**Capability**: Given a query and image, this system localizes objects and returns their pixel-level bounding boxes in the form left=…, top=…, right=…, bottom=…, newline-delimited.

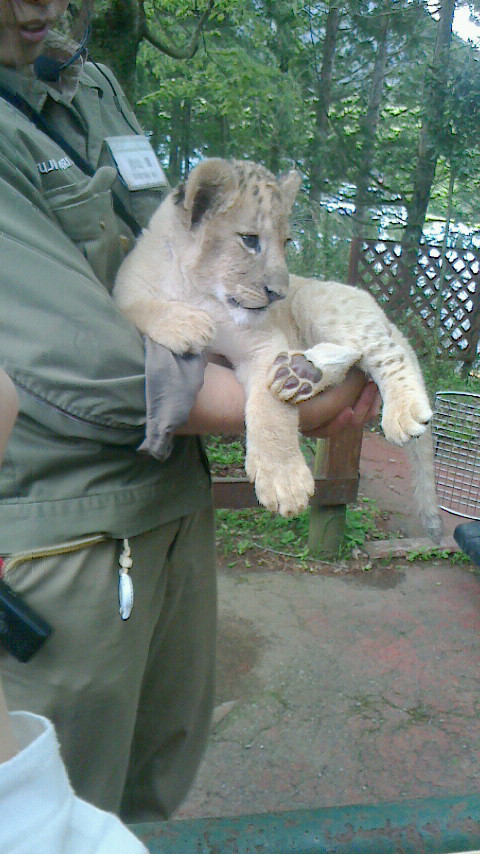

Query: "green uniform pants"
left=0, top=506, right=216, bottom=821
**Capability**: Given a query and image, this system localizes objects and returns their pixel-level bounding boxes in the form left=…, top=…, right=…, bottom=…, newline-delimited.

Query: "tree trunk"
left=217, top=114, right=229, bottom=157
left=309, top=1, right=341, bottom=202
left=168, top=98, right=182, bottom=184
left=402, top=0, right=456, bottom=254
left=264, top=0, right=293, bottom=173
left=90, top=1, right=214, bottom=108
left=430, top=165, right=455, bottom=376
left=182, top=99, right=192, bottom=177
left=352, top=13, right=390, bottom=239
left=90, top=0, right=143, bottom=104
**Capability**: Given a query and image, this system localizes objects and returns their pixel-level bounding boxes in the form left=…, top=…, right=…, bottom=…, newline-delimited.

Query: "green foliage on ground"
left=207, top=435, right=245, bottom=469
left=214, top=497, right=385, bottom=566
left=405, top=546, right=472, bottom=563
left=208, top=431, right=387, bottom=564
left=215, top=506, right=311, bottom=562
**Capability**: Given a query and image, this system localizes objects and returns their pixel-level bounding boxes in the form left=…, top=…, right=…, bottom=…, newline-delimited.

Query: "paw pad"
left=270, top=352, right=323, bottom=403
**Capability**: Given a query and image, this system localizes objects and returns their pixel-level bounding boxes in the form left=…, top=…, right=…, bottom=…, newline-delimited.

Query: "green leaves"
left=94, top=1, right=480, bottom=249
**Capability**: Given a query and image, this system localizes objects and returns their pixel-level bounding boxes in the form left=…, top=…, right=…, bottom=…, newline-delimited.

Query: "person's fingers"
left=301, top=381, right=381, bottom=439
left=302, top=407, right=355, bottom=439
left=350, top=381, right=380, bottom=427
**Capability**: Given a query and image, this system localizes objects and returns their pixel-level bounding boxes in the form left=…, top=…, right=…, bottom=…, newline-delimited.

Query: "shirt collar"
left=0, top=30, right=85, bottom=110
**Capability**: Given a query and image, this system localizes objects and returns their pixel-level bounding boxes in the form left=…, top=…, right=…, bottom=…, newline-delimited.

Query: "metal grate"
left=432, top=391, right=480, bottom=520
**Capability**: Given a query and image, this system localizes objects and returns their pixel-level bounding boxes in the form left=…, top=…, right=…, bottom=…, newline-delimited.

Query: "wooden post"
left=347, top=236, right=361, bottom=285
left=308, top=425, right=363, bottom=558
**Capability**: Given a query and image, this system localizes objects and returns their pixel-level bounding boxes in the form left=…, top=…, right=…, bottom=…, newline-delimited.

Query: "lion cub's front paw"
left=382, top=394, right=432, bottom=445
left=268, top=352, right=325, bottom=403
left=268, top=344, right=361, bottom=403
left=245, top=450, right=315, bottom=517
left=149, top=304, right=216, bottom=355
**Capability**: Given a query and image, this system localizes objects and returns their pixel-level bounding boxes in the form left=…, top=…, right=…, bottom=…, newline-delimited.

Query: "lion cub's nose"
left=265, top=286, right=285, bottom=305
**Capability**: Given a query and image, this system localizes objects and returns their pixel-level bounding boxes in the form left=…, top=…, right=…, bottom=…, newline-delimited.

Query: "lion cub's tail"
left=405, top=426, right=443, bottom=544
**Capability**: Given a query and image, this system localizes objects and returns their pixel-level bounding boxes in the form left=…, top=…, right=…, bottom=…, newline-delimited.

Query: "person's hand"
left=178, top=362, right=380, bottom=439
left=298, top=373, right=381, bottom=439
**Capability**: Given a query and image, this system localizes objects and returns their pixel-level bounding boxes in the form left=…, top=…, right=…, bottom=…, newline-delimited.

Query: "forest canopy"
left=89, top=1, right=480, bottom=279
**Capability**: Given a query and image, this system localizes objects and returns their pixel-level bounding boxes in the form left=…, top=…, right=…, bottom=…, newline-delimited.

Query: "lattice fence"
left=348, top=237, right=480, bottom=363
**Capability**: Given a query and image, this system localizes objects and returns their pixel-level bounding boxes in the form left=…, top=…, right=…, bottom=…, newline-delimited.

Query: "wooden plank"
left=211, top=475, right=359, bottom=509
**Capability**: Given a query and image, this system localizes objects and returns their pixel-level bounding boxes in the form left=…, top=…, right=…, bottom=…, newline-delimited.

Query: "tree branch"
left=143, top=0, right=214, bottom=60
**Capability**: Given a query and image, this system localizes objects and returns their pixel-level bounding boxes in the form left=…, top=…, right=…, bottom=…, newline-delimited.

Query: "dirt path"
left=178, top=554, right=480, bottom=819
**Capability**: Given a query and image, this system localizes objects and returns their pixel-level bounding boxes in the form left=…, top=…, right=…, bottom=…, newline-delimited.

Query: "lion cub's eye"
left=240, top=234, right=260, bottom=252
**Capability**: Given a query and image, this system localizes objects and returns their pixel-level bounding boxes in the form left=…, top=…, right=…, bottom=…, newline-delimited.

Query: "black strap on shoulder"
left=0, top=84, right=142, bottom=238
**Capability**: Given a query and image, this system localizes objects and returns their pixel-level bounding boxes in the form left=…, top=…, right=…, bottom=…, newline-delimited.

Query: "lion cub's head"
left=173, top=158, right=301, bottom=325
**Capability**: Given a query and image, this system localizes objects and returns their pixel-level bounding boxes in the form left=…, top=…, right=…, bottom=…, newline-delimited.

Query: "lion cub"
left=114, top=158, right=442, bottom=542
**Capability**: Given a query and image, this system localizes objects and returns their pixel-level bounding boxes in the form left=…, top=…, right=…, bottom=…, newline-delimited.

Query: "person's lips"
left=19, top=22, right=50, bottom=44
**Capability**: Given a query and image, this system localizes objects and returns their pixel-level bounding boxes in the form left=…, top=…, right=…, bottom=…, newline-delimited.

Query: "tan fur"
left=114, top=158, right=442, bottom=541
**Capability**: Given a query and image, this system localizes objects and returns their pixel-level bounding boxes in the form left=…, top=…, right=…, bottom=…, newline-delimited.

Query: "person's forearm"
left=0, top=680, right=18, bottom=763
left=176, top=362, right=246, bottom=435
left=0, top=371, right=18, bottom=762
left=177, top=362, right=368, bottom=436
left=0, top=369, right=18, bottom=459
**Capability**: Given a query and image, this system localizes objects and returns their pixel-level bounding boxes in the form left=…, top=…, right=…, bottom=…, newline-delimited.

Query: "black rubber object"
left=454, top=521, right=480, bottom=566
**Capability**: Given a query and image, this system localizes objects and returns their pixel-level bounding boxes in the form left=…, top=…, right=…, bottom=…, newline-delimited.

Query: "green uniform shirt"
left=0, top=46, right=211, bottom=552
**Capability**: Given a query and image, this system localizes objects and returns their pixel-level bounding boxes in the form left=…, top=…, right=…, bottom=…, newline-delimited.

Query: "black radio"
left=0, top=579, right=53, bottom=662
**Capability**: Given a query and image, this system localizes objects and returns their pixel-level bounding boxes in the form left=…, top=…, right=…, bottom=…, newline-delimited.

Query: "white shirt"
left=0, top=712, right=147, bottom=854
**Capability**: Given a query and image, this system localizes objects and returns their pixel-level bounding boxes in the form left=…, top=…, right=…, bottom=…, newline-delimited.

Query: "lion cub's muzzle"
left=229, top=268, right=289, bottom=311
left=228, top=285, right=286, bottom=311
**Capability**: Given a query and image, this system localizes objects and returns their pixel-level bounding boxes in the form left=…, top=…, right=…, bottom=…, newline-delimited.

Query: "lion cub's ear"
left=181, top=159, right=239, bottom=228
left=278, top=170, right=302, bottom=211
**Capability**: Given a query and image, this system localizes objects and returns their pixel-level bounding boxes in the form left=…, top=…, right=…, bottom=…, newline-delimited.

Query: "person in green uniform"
left=0, top=0, right=378, bottom=822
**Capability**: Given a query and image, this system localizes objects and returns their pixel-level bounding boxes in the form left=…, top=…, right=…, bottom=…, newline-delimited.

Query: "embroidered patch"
left=37, top=156, right=73, bottom=174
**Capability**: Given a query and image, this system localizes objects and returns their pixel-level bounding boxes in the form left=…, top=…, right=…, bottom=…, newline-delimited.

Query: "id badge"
left=105, top=135, right=168, bottom=191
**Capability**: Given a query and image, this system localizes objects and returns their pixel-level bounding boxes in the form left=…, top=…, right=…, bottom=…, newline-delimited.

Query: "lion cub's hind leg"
left=123, top=298, right=216, bottom=355
left=269, top=343, right=361, bottom=404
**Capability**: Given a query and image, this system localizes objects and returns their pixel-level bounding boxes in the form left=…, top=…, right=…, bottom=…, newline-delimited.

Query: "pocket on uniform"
left=43, top=166, right=123, bottom=288
left=2, top=534, right=107, bottom=594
